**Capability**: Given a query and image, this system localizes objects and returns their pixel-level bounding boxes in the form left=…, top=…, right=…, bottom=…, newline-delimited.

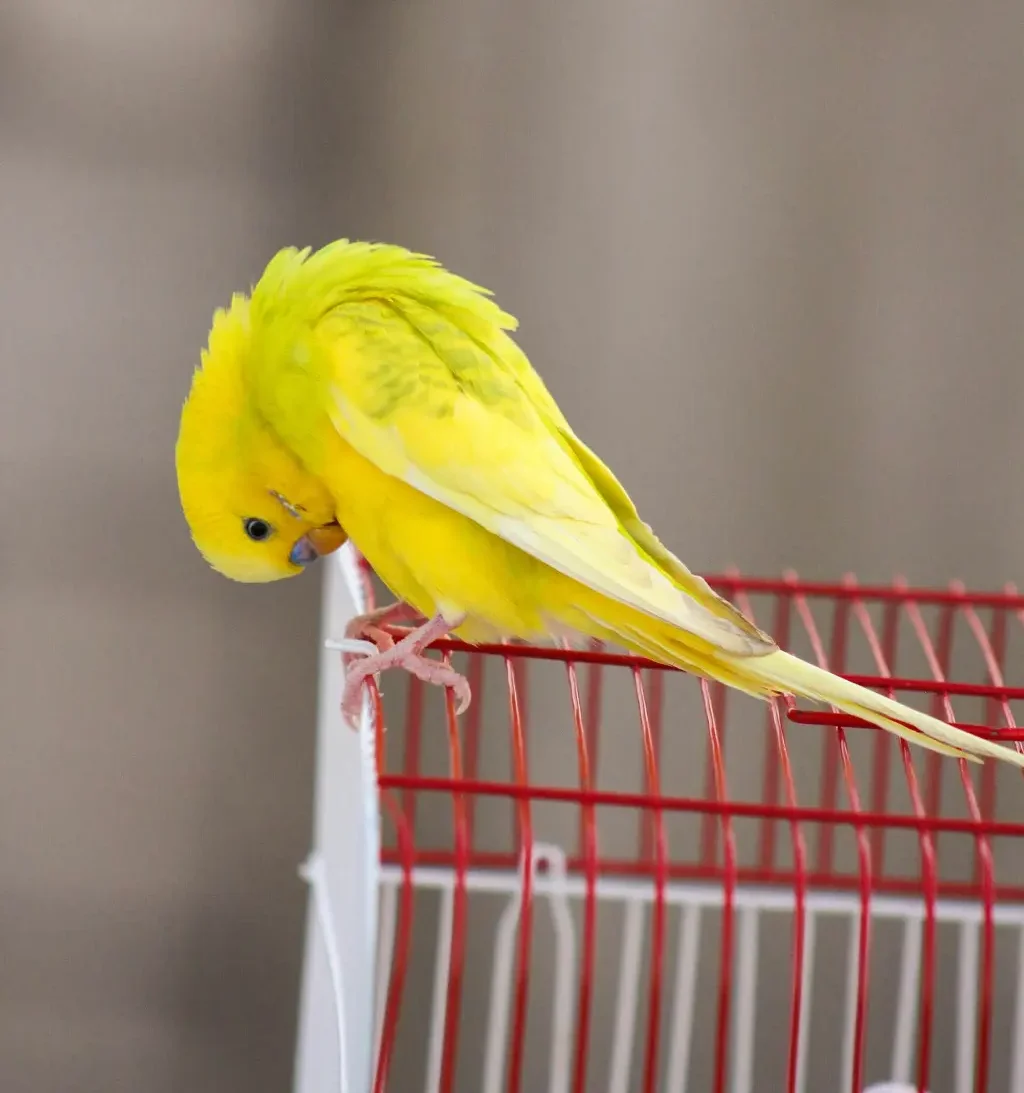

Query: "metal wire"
left=358, top=562, right=1024, bottom=1092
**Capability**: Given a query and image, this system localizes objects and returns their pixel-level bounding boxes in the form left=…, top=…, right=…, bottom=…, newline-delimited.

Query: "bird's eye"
left=243, top=517, right=273, bottom=542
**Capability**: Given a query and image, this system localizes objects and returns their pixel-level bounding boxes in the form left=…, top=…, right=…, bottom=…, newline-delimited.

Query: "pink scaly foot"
left=342, top=611, right=471, bottom=728
left=342, top=601, right=421, bottom=673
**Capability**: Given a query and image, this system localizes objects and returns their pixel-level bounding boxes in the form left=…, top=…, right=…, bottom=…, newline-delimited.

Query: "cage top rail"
left=702, top=572, right=1024, bottom=609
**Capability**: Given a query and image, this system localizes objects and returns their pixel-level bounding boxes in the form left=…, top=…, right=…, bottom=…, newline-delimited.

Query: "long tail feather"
left=735, top=649, right=1023, bottom=766
left=561, top=587, right=1024, bottom=768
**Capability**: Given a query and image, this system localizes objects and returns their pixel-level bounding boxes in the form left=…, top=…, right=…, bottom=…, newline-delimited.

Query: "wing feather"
left=319, top=293, right=771, bottom=656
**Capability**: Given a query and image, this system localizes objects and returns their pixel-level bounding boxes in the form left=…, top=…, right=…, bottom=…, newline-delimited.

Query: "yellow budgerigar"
left=175, top=240, right=1024, bottom=767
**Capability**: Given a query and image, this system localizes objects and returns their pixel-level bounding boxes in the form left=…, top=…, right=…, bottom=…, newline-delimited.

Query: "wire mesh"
left=354, top=565, right=1024, bottom=1093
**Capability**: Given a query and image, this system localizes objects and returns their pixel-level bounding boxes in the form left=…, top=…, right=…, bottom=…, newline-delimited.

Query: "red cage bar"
left=356, top=567, right=1024, bottom=1093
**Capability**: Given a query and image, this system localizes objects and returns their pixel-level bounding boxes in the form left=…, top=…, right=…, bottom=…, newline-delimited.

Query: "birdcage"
left=292, top=547, right=1024, bottom=1093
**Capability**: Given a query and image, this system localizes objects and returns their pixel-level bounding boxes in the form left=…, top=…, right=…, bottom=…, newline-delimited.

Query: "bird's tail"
left=560, top=590, right=1024, bottom=768
left=739, top=648, right=1023, bottom=766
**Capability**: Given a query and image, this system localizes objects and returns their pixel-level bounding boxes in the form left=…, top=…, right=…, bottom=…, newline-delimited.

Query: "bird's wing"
left=314, top=294, right=773, bottom=656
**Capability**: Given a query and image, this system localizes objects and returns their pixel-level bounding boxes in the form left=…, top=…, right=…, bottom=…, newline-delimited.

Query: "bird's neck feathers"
left=176, top=293, right=334, bottom=527
left=177, top=293, right=252, bottom=473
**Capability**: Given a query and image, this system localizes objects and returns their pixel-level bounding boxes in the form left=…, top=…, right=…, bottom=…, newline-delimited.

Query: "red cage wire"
left=354, top=564, right=1024, bottom=1093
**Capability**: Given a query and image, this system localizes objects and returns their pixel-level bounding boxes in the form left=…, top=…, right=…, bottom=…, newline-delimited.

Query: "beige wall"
left=3, top=1, right=1023, bottom=1091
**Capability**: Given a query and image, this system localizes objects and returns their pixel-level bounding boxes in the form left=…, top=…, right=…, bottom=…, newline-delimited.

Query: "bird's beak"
left=288, top=523, right=347, bottom=568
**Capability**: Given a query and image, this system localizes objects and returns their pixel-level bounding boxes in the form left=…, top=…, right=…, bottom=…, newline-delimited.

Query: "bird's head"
left=175, top=293, right=346, bottom=583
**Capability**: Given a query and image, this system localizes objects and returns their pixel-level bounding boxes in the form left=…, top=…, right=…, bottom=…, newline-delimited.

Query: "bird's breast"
left=319, top=432, right=550, bottom=642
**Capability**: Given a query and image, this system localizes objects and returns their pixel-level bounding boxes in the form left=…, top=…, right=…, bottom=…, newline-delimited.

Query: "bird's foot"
left=342, top=611, right=470, bottom=728
left=342, top=601, right=421, bottom=669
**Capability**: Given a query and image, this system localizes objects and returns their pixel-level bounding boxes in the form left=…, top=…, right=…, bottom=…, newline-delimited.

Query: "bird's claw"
left=341, top=604, right=410, bottom=673
left=340, top=611, right=470, bottom=729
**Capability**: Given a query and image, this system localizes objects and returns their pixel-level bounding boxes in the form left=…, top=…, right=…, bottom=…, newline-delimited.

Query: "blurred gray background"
left=2, top=1, right=1023, bottom=1091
